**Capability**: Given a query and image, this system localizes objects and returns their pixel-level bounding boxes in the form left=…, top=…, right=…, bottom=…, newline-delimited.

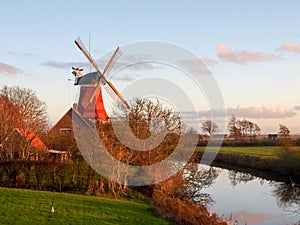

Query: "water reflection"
left=186, top=164, right=221, bottom=205
left=228, top=170, right=255, bottom=187
left=227, top=171, right=300, bottom=224
left=199, top=164, right=300, bottom=225
left=272, top=182, right=300, bottom=222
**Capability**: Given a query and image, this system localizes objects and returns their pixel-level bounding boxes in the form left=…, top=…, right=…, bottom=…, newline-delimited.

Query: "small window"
left=60, top=128, right=72, bottom=136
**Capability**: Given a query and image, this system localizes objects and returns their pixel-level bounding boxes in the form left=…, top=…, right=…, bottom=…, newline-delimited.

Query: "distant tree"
left=238, top=119, right=246, bottom=136
left=201, top=120, right=218, bottom=136
left=239, top=119, right=261, bottom=138
left=253, top=123, right=261, bottom=137
left=278, top=124, right=290, bottom=138
left=227, top=115, right=241, bottom=139
left=227, top=116, right=260, bottom=140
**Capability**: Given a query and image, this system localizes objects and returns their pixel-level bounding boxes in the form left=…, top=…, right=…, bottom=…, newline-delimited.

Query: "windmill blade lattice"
left=74, top=37, right=130, bottom=111
left=103, top=46, right=122, bottom=76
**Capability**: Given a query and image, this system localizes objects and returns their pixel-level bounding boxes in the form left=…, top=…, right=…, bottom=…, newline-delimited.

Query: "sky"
left=0, top=0, right=299, bottom=133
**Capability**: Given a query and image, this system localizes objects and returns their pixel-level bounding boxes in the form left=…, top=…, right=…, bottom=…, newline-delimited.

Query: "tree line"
left=201, top=116, right=292, bottom=140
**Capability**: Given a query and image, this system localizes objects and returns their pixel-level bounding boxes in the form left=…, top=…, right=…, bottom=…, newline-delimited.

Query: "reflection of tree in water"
left=191, top=165, right=221, bottom=205
left=273, top=181, right=300, bottom=224
left=228, top=170, right=255, bottom=187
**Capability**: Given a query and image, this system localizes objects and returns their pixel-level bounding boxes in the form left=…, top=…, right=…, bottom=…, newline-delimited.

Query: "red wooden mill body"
left=77, top=85, right=109, bottom=122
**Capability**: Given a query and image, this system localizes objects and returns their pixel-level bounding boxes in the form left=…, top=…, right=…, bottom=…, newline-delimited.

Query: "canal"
left=199, top=164, right=300, bottom=225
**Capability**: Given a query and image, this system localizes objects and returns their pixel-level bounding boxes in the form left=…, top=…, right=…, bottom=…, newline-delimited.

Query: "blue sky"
left=1, top=1, right=300, bottom=133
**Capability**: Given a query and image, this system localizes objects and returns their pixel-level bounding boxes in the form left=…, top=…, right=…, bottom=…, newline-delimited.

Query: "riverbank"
left=194, top=146, right=300, bottom=183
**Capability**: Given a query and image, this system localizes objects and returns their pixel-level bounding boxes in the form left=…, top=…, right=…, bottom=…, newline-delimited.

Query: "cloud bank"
left=182, top=105, right=296, bottom=120
left=226, top=105, right=296, bottom=119
left=294, top=106, right=300, bottom=111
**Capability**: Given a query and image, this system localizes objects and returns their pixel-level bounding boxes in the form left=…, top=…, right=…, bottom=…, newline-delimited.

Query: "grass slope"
left=0, top=188, right=170, bottom=225
left=197, top=146, right=300, bottom=159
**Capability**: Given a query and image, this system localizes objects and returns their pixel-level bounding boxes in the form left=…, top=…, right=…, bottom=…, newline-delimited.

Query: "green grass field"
left=197, top=146, right=300, bottom=159
left=0, top=188, right=170, bottom=225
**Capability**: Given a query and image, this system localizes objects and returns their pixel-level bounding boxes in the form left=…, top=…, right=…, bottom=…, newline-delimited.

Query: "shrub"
left=277, top=147, right=300, bottom=178
left=152, top=191, right=227, bottom=225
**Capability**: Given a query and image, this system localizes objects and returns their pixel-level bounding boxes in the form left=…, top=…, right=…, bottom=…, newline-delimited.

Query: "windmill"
left=73, top=37, right=130, bottom=121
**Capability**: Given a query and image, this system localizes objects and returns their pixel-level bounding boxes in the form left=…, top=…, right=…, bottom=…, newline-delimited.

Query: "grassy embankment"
left=0, top=187, right=170, bottom=225
left=197, top=146, right=300, bottom=159
left=196, top=146, right=300, bottom=181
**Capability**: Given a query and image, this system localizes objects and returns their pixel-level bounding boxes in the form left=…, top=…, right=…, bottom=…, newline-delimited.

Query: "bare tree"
left=0, top=95, right=23, bottom=145
left=201, top=120, right=218, bottom=136
left=0, top=86, right=48, bottom=137
left=278, top=124, right=290, bottom=138
left=96, top=98, right=183, bottom=196
left=239, top=119, right=261, bottom=139
left=0, top=86, right=48, bottom=160
left=253, top=123, right=261, bottom=137
left=104, top=98, right=182, bottom=166
left=227, top=116, right=260, bottom=140
left=227, top=115, right=241, bottom=139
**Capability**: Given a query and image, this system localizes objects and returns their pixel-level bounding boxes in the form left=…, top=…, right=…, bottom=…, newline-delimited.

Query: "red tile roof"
left=16, top=128, right=48, bottom=151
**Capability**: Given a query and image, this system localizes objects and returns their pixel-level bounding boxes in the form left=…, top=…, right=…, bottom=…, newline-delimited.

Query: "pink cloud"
left=201, top=57, right=219, bottom=66
left=217, top=44, right=235, bottom=61
left=0, top=62, right=21, bottom=76
left=216, top=44, right=279, bottom=64
left=279, top=42, right=300, bottom=54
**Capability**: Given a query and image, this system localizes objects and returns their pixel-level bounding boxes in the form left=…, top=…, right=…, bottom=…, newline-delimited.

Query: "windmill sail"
left=74, top=37, right=130, bottom=111
left=103, top=46, right=122, bottom=75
